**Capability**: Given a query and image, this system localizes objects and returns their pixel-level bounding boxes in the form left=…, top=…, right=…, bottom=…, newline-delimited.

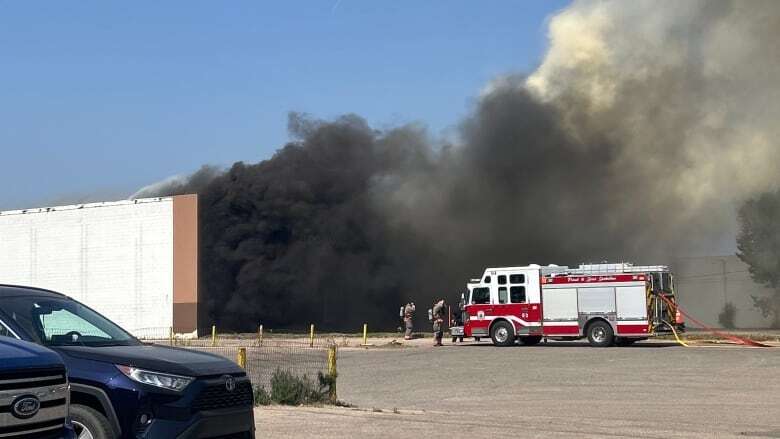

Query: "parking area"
left=256, top=340, right=780, bottom=438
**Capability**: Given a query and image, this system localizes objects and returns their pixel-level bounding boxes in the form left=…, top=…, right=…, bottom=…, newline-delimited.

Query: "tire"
left=71, top=404, right=116, bottom=439
left=586, top=320, right=614, bottom=348
left=452, top=336, right=457, bottom=343
left=459, top=337, right=464, bottom=343
left=519, top=336, right=542, bottom=346
left=490, top=321, right=515, bottom=347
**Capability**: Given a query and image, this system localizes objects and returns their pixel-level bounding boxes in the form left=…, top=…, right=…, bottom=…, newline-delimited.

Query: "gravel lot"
left=256, top=340, right=780, bottom=438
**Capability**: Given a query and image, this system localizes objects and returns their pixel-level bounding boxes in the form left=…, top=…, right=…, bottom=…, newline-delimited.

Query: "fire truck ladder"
left=646, top=287, right=678, bottom=335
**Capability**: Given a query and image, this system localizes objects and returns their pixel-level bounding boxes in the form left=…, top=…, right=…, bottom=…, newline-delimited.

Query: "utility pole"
left=721, top=257, right=728, bottom=303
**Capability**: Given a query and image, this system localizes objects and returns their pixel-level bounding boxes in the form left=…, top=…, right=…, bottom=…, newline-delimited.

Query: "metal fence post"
left=211, top=325, right=216, bottom=347
left=237, top=347, right=247, bottom=369
left=310, top=324, right=315, bottom=347
left=258, top=325, right=264, bottom=347
left=169, top=327, right=174, bottom=346
left=362, top=323, right=368, bottom=346
left=327, top=344, right=337, bottom=403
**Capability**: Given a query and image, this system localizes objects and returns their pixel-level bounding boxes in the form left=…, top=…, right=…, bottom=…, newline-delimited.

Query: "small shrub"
left=270, top=369, right=330, bottom=405
left=254, top=386, right=271, bottom=406
left=718, top=302, right=737, bottom=329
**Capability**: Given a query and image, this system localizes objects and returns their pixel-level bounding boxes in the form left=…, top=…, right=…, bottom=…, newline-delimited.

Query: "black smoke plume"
left=139, top=1, right=780, bottom=331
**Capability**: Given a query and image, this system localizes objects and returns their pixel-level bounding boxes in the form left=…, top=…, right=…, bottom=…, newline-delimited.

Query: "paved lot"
left=256, top=340, right=780, bottom=438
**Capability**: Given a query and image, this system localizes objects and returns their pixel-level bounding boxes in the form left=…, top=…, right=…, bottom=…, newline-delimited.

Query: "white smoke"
left=129, top=174, right=189, bottom=200
left=525, top=0, right=780, bottom=254
left=129, top=165, right=222, bottom=200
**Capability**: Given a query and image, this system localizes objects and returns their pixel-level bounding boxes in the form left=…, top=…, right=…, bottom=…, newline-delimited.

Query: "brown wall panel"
left=173, top=194, right=198, bottom=333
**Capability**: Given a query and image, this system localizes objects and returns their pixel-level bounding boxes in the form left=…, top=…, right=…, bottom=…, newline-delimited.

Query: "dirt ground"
left=255, top=338, right=780, bottom=438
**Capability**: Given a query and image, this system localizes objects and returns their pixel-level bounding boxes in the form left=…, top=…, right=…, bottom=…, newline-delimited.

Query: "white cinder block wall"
left=0, top=198, right=174, bottom=334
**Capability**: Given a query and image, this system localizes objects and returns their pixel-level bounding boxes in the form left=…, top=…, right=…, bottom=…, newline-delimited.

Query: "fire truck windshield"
left=471, top=287, right=490, bottom=304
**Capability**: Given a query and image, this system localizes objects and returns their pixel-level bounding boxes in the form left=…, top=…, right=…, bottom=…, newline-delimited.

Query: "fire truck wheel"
left=586, top=320, right=614, bottom=347
left=519, top=336, right=542, bottom=346
left=490, top=321, right=515, bottom=347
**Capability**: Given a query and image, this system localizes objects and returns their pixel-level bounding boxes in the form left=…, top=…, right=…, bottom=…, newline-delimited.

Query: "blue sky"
left=0, top=0, right=569, bottom=209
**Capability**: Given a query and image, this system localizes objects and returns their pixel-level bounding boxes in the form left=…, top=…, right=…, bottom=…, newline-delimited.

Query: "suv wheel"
left=71, top=405, right=115, bottom=439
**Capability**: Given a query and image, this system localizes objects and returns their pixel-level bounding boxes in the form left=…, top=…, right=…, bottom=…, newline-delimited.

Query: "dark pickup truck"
left=0, top=285, right=255, bottom=439
left=0, top=336, right=75, bottom=438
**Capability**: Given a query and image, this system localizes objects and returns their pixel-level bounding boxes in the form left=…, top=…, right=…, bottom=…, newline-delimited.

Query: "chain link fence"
left=132, top=327, right=337, bottom=396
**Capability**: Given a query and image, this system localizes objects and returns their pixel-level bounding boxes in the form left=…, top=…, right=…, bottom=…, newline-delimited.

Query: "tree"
left=736, top=190, right=780, bottom=328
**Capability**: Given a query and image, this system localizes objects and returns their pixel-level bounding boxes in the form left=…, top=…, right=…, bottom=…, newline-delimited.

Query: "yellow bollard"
left=237, top=347, right=247, bottom=369
left=310, top=324, right=315, bottom=347
left=211, top=325, right=216, bottom=347
left=362, top=323, right=368, bottom=346
left=327, top=345, right=337, bottom=403
left=258, top=325, right=264, bottom=347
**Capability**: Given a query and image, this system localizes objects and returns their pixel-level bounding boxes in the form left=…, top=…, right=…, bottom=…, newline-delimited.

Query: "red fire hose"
left=657, top=294, right=773, bottom=348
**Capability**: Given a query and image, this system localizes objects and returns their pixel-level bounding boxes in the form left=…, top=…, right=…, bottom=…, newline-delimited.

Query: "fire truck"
left=462, top=263, right=683, bottom=347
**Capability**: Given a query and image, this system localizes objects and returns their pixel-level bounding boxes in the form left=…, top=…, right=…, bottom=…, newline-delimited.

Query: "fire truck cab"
left=463, top=263, right=682, bottom=347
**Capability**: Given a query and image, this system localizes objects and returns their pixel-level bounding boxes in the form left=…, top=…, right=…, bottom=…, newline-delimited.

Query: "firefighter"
left=432, top=299, right=445, bottom=346
left=403, top=302, right=416, bottom=340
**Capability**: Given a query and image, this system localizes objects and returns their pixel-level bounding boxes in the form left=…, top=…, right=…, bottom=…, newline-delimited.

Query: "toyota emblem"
left=12, top=395, right=40, bottom=419
left=225, top=375, right=236, bottom=392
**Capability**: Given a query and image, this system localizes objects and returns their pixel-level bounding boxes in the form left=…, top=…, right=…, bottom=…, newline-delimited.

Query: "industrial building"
left=675, top=255, right=775, bottom=328
left=0, top=195, right=198, bottom=336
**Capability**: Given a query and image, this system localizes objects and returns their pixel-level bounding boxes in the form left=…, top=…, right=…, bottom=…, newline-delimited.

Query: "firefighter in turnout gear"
left=403, top=302, right=416, bottom=340
left=432, top=299, right=445, bottom=346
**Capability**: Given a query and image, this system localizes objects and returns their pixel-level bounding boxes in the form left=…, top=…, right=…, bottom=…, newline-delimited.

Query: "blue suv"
left=0, top=337, right=76, bottom=439
left=0, top=285, right=255, bottom=439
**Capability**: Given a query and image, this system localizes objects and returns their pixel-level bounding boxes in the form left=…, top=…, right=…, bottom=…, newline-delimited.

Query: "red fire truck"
left=462, top=263, right=683, bottom=347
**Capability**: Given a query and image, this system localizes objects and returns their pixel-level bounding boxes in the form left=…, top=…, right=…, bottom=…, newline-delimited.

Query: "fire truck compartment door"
left=615, top=286, right=647, bottom=320
left=577, top=287, right=616, bottom=314
left=542, top=288, right=578, bottom=321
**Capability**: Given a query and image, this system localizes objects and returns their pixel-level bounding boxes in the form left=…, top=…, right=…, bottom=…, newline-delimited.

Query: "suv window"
left=0, top=320, right=15, bottom=338
left=498, top=275, right=506, bottom=285
left=471, top=287, right=490, bottom=304
left=1, top=296, right=138, bottom=347
left=40, top=309, right=111, bottom=341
